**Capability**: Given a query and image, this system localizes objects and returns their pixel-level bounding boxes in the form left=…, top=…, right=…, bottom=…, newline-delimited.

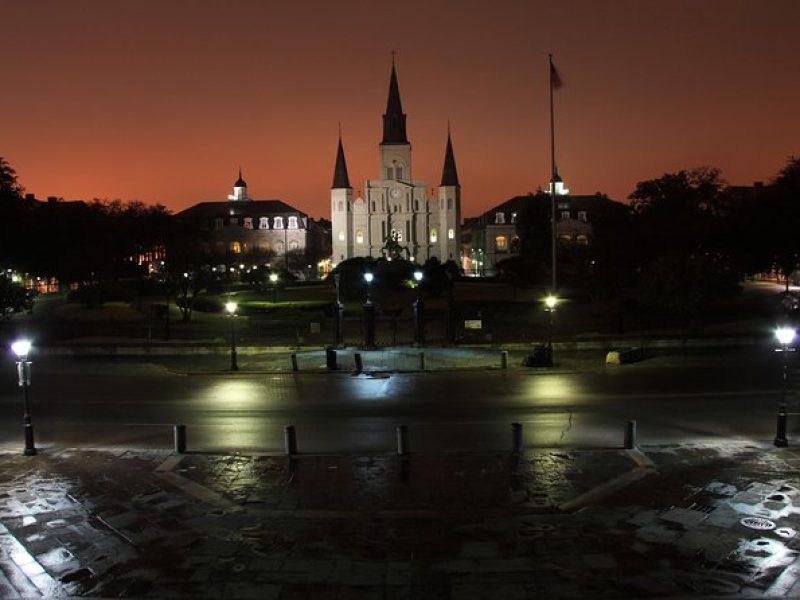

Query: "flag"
left=550, top=58, right=563, bottom=90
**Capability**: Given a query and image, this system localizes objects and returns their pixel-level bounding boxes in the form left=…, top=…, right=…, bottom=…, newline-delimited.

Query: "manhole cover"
left=740, top=517, right=776, bottom=530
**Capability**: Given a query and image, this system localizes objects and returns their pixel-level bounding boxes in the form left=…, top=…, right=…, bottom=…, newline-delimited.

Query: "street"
left=0, top=348, right=793, bottom=453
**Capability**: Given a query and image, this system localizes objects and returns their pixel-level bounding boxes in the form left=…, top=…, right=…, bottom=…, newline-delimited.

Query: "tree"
left=0, top=156, right=23, bottom=199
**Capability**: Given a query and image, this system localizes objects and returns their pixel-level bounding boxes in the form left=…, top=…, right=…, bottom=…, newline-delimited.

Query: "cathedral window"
left=243, top=217, right=253, bottom=229
left=395, top=166, right=403, bottom=180
left=288, top=216, right=298, bottom=229
left=338, top=201, right=343, bottom=212
left=214, top=218, right=223, bottom=230
left=274, top=216, right=284, bottom=229
left=338, top=230, right=345, bottom=242
left=356, top=230, right=364, bottom=244
left=259, top=217, right=269, bottom=229
left=430, top=228, right=438, bottom=243
left=382, top=221, right=386, bottom=239
left=447, top=198, right=453, bottom=209
left=495, top=235, right=507, bottom=251
left=448, top=228, right=455, bottom=240
left=386, top=167, right=394, bottom=179
left=415, top=200, right=419, bottom=211
left=405, top=221, right=410, bottom=242
left=494, top=212, right=505, bottom=224
left=372, top=201, right=376, bottom=211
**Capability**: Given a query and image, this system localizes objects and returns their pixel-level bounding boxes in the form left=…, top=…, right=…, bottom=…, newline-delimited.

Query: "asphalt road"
left=0, top=350, right=795, bottom=453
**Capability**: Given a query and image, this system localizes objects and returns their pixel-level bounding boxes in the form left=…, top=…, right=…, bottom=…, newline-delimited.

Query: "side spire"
left=234, top=166, right=247, bottom=187
left=440, top=126, right=459, bottom=187
left=331, top=128, right=351, bottom=189
left=382, top=59, right=408, bottom=144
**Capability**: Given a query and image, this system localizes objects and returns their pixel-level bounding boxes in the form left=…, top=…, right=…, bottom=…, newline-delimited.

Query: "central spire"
left=382, top=59, right=408, bottom=144
left=331, top=127, right=351, bottom=189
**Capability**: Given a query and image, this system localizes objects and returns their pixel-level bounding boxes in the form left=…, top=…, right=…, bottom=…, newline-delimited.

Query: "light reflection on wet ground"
left=0, top=445, right=799, bottom=598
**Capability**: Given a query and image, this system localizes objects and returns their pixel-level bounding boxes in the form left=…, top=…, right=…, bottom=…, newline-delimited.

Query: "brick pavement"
left=0, top=444, right=798, bottom=598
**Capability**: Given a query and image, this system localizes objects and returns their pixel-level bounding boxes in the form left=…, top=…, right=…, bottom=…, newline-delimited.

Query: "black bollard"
left=775, top=405, right=789, bottom=447
left=363, top=301, right=376, bottom=348
left=511, top=422, right=523, bottom=454
left=501, top=350, right=508, bottom=369
left=291, top=353, right=299, bottom=372
left=624, top=420, right=637, bottom=449
left=174, top=424, right=186, bottom=454
left=396, top=424, right=409, bottom=455
left=326, top=347, right=338, bottom=370
left=284, top=425, right=297, bottom=455
left=354, top=352, right=363, bottom=374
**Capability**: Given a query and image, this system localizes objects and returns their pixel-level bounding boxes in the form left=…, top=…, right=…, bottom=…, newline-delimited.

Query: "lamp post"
left=775, top=326, right=795, bottom=447
left=413, top=270, right=425, bottom=346
left=226, top=301, right=238, bottom=371
left=333, top=273, right=344, bottom=348
left=269, top=272, right=279, bottom=303
left=11, top=339, right=36, bottom=456
left=544, top=294, right=558, bottom=366
left=363, top=272, right=376, bottom=348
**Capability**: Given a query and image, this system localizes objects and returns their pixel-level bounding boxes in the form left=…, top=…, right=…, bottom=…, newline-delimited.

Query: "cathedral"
left=330, top=62, right=461, bottom=265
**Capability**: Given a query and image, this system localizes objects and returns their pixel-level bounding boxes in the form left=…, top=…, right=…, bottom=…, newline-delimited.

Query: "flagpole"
left=549, top=53, right=557, bottom=295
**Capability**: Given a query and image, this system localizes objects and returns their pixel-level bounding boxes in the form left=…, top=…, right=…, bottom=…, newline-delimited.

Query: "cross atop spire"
left=382, top=58, right=408, bottom=144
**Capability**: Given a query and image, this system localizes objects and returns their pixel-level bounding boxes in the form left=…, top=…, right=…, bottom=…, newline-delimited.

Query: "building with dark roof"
left=177, top=173, right=316, bottom=270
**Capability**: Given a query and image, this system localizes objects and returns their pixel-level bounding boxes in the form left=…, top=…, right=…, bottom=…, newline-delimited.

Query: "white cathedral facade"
left=331, top=62, right=461, bottom=265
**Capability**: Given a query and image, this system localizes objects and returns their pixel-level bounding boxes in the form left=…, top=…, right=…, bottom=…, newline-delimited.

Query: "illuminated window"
left=243, top=217, right=253, bottom=229
left=289, top=240, right=299, bottom=251
left=275, top=241, right=285, bottom=254
left=577, top=234, right=589, bottom=245
left=274, top=216, right=284, bottom=229
left=448, top=228, right=455, bottom=240
left=356, top=230, right=364, bottom=244
left=495, top=212, right=505, bottom=224
left=338, top=230, right=345, bottom=242
left=495, top=235, right=507, bottom=250
left=430, top=229, right=438, bottom=243
left=288, top=216, right=298, bottom=229
left=259, top=217, right=269, bottom=229
left=230, top=241, right=242, bottom=254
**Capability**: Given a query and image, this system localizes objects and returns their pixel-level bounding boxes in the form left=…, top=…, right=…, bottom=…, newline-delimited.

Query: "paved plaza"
left=0, top=442, right=799, bottom=598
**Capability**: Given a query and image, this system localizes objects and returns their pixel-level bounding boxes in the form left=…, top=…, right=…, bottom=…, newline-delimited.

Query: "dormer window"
left=259, top=217, right=269, bottom=229
left=561, top=211, right=570, bottom=220
left=243, top=217, right=253, bottom=229
left=274, top=216, right=284, bottom=229
left=214, top=218, right=223, bottom=230
left=229, top=217, right=238, bottom=226
left=511, top=212, right=518, bottom=223
left=578, top=211, right=587, bottom=222
left=495, top=212, right=505, bottom=224
left=288, top=216, right=298, bottom=229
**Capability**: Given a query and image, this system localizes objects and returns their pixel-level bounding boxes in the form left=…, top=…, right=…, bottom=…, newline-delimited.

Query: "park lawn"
left=53, top=301, right=143, bottom=322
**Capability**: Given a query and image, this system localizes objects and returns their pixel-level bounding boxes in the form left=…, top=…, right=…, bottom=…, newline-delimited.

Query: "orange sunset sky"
left=3, top=0, right=799, bottom=219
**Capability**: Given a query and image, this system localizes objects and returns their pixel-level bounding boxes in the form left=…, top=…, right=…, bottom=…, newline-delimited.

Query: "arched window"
left=338, top=201, right=343, bottom=212
left=230, top=241, right=242, bottom=254
left=448, top=228, right=455, bottom=240
left=338, top=230, right=345, bottom=242
left=356, top=230, right=364, bottom=244
left=288, top=216, right=298, bottom=229
left=395, top=165, right=403, bottom=180
left=430, top=228, right=438, bottom=243
left=243, top=217, right=253, bottom=229
left=274, top=216, right=284, bottom=229
left=259, top=217, right=269, bottom=229
left=577, top=234, right=589, bottom=245
left=495, top=235, right=507, bottom=251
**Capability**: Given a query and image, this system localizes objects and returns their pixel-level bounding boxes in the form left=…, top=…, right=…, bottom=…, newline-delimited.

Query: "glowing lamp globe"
left=364, top=272, right=374, bottom=284
left=225, top=302, right=238, bottom=315
left=11, top=339, right=32, bottom=360
left=413, top=270, right=423, bottom=283
left=776, top=327, right=796, bottom=346
left=544, top=295, right=558, bottom=310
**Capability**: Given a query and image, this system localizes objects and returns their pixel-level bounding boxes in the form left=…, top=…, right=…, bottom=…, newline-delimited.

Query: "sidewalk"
left=1, top=443, right=799, bottom=598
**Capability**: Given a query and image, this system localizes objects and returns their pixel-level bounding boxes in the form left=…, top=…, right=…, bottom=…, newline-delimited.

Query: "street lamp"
left=269, top=272, right=279, bottom=303
left=543, top=294, right=559, bottom=366
left=226, top=301, right=238, bottom=371
left=413, top=270, right=425, bottom=346
left=775, top=326, right=795, bottom=447
left=11, top=339, right=36, bottom=456
left=363, top=272, right=376, bottom=348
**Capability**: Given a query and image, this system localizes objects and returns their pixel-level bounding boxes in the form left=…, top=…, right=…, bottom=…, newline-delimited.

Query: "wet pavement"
left=0, top=443, right=799, bottom=598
